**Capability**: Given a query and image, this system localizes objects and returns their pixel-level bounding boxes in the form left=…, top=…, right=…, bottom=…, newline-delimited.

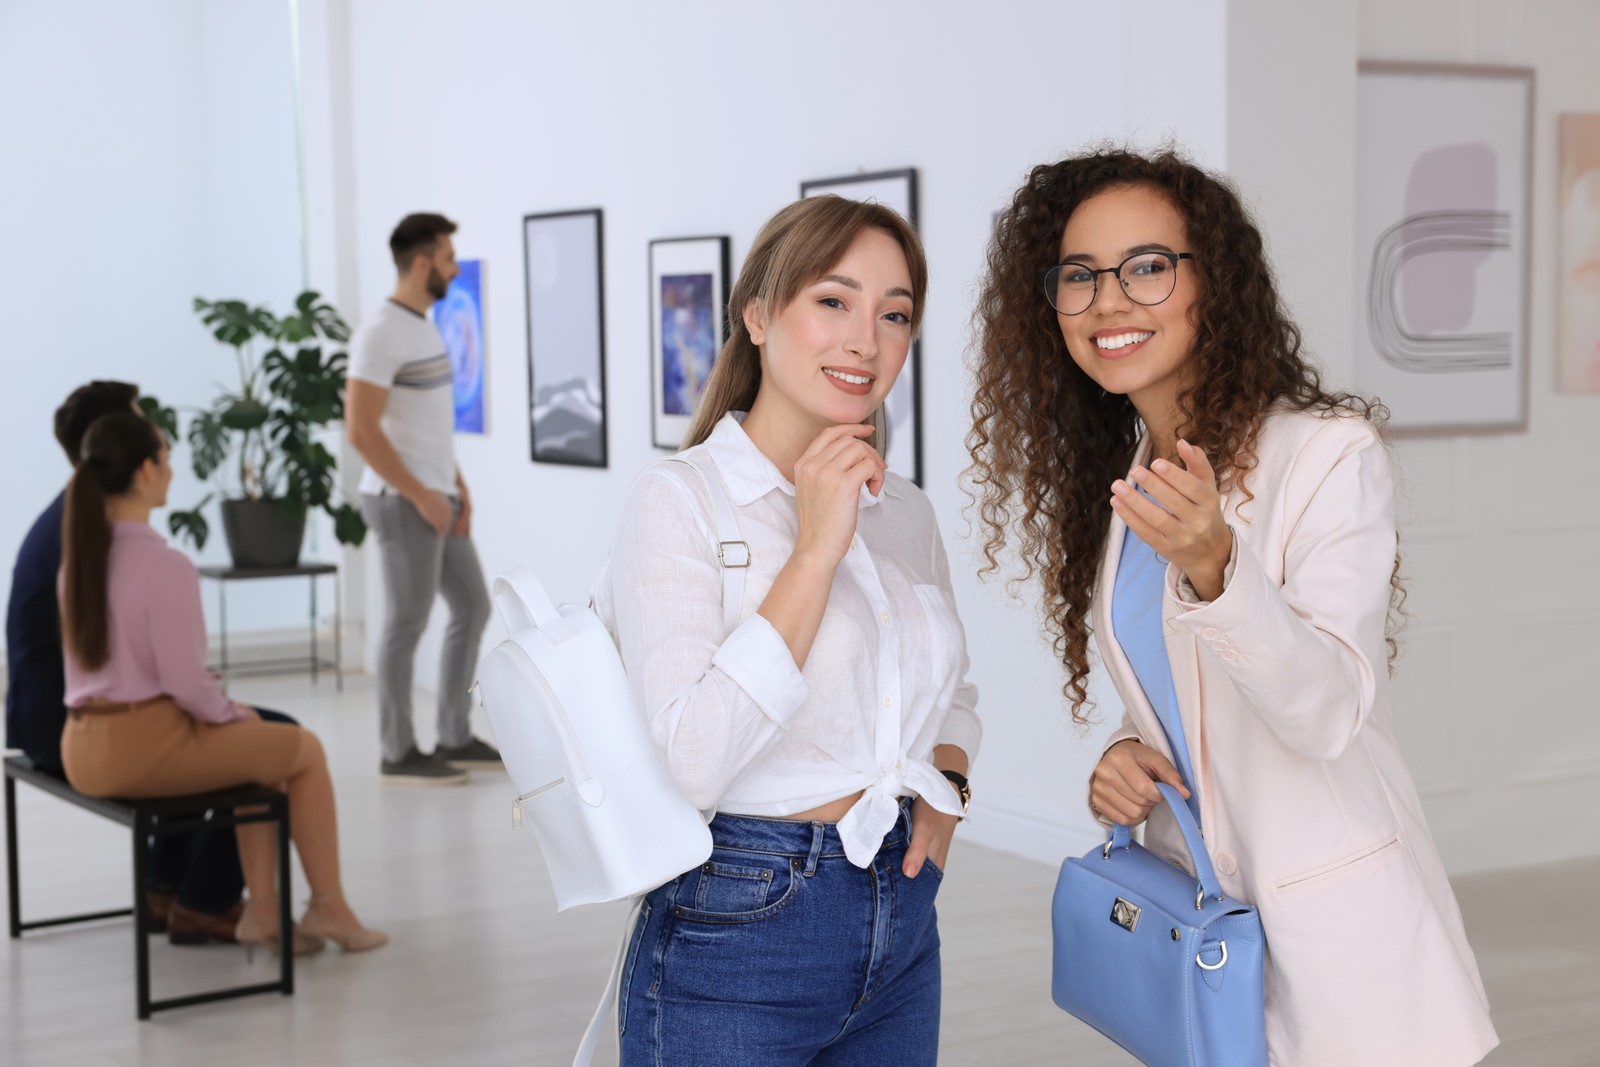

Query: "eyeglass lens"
left=1045, top=252, right=1180, bottom=315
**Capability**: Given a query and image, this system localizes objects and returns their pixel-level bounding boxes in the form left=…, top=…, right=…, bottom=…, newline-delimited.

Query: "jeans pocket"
left=673, top=854, right=797, bottom=924
left=616, top=900, right=652, bottom=1036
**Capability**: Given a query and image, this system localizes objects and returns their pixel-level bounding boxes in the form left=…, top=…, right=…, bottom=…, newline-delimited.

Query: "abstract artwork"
left=434, top=258, right=485, bottom=433
left=1559, top=113, right=1600, bottom=394
left=1353, top=63, right=1533, bottom=434
left=650, top=236, right=730, bottom=449
left=800, top=168, right=923, bottom=483
left=523, top=209, right=607, bottom=467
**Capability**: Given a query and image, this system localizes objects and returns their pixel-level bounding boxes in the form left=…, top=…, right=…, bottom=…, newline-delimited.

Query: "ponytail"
left=60, top=412, right=163, bottom=672
left=61, top=464, right=113, bottom=669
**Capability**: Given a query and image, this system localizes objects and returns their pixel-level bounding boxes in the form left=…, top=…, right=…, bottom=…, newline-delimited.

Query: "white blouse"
left=593, top=414, right=981, bottom=866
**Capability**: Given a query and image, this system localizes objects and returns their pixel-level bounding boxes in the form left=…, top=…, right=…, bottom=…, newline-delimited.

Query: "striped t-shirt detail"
left=394, top=353, right=453, bottom=390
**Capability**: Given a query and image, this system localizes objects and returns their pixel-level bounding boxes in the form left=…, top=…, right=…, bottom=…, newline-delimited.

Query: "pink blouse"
left=61, top=521, right=243, bottom=723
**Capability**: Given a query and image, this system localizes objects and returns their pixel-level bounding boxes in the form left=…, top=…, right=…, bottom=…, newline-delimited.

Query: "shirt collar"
left=702, top=413, right=899, bottom=510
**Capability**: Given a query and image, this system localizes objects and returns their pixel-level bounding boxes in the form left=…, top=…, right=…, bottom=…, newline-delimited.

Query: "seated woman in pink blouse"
left=58, top=411, right=385, bottom=957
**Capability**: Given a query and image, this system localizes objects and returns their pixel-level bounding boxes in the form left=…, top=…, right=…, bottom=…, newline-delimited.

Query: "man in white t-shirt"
left=346, top=213, right=498, bottom=785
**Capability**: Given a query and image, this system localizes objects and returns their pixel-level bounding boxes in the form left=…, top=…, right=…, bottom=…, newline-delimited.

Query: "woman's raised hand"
left=1110, top=439, right=1233, bottom=602
left=792, top=424, right=886, bottom=567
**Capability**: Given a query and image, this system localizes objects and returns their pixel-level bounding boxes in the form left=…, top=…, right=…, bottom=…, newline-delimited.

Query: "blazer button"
left=1219, top=649, right=1241, bottom=662
left=1201, top=627, right=1223, bottom=641
left=1216, top=852, right=1238, bottom=876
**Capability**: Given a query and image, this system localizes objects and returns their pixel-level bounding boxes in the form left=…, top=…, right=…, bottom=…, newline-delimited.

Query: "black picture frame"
left=522, top=208, right=607, bottom=467
left=799, top=168, right=922, bottom=485
left=649, top=235, right=732, bottom=450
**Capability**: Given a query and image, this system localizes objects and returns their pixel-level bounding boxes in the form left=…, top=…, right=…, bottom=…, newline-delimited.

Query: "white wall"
left=1352, top=0, right=1600, bottom=872
left=1223, top=0, right=1600, bottom=873
left=0, top=0, right=314, bottom=641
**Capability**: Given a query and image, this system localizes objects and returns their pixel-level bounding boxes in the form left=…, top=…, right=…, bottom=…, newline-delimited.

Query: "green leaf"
left=187, top=411, right=229, bottom=480
left=167, top=496, right=212, bottom=550
left=195, top=298, right=277, bottom=348
left=265, top=344, right=346, bottom=426
left=330, top=502, right=367, bottom=546
left=292, top=290, right=352, bottom=343
left=136, top=396, right=180, bottom=444
left=278, top=314, right=314, bottom=344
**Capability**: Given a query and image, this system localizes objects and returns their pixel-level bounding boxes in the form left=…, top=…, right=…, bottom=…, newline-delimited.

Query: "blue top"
left=1110, top=524, right=1201, bottom=825
left=5, top=492, right=67, bottom=773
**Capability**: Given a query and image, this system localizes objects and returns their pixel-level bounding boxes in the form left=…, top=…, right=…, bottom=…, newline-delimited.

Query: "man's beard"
left=426, top=267, right=449, bottom=301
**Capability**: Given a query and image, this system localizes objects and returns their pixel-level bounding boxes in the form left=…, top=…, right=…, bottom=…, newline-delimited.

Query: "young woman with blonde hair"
left=594, top=195, right=981, bottom=1064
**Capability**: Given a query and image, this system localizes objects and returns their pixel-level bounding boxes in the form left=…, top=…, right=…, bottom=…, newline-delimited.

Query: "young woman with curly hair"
left=968, top=146, right=1496, bottom=1065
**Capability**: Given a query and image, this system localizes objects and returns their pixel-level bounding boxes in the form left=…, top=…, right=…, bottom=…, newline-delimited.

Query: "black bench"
left=4, top=754, right=294, bottom=1018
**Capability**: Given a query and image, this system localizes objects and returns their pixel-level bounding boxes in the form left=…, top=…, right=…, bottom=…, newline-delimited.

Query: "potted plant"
left=167, top=290, right=367, bottom=567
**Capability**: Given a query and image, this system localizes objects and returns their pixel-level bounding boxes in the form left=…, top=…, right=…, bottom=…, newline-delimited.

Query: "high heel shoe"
left=299, top=895, right=389, bottom=953
left=234, top=907, right=328, bottom=961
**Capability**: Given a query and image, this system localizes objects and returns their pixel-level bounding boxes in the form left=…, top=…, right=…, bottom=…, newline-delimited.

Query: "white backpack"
left=472, top=455, right=747, bottom=1064
left=473, top=567, right=713, bottom=909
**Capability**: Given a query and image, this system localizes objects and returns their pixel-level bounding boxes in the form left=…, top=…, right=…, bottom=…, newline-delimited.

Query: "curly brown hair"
left=966, top=144, right=1393, bottom=722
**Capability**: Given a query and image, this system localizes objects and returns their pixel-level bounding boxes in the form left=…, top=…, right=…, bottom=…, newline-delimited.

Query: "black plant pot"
left=220, top=498, right=306, bottom=569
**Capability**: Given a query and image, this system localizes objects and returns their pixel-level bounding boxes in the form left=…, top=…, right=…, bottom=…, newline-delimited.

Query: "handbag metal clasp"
left=1110, top=897, right=1141, bottom=933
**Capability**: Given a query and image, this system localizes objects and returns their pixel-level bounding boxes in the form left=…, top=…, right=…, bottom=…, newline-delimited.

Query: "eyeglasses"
left=1041, top=251, right=1195, bottom=316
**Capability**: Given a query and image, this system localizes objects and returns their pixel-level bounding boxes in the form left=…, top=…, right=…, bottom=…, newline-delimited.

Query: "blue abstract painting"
left=660, top=272, right=716, bottom=416
left=435, top=259, right=486, bottom=433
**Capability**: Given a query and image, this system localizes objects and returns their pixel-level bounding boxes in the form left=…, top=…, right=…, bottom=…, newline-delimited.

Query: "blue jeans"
left=619, top=799, right=942, bottom=1066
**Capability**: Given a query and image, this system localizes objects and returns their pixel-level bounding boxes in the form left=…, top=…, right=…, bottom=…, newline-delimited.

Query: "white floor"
left=2, top=674, right=1596, bottom=1066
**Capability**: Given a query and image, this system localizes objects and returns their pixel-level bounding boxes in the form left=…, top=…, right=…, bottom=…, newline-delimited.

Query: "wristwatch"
left=941, top=769, right=972, bottom=817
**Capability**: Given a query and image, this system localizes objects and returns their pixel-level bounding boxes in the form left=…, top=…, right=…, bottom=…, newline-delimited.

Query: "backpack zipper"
left=498, top=640, right=594, bottom=786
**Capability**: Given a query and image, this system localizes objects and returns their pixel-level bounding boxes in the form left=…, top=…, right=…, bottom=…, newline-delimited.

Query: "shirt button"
left=1219, top=649, right=1241, bottom=662
left=882, top=695, right=893, bottom=707
left=879, top=611, right=891, bottom=624
left=1216, top=852, right=1238, bottom=876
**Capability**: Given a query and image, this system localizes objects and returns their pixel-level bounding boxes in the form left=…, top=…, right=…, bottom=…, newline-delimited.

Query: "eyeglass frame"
left=1040, top=251, right=1196, bottom=316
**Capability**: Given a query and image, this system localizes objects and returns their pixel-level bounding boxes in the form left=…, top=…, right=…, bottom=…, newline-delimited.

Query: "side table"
left=198, top=562, right=342, bottom=691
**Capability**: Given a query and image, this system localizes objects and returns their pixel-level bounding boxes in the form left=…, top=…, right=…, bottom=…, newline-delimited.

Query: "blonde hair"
left=682, top=195, right=927, bottom=452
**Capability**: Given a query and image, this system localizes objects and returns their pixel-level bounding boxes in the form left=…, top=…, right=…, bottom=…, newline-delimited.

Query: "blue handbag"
left=1051, top=783, right=1267, bottom=1067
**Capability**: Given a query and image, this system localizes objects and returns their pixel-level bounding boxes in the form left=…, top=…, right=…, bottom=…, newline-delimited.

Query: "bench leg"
left=6, top=772, right=19, bottom=939
left=134, top=812, right=152, bottom=1020
left=278, top=796, right=293, bottom=996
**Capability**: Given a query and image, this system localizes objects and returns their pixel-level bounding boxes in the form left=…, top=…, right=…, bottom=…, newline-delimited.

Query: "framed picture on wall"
left=650, top=235, right=731, bottom=449
left=800, top=167, right=923, bottom=484
left=523, top=208, right=607, bottom=467
left=1558, top=113, right=1600, bottom=394
left=434, top=258, right=486, bottom=434
left=1353, top=62, right=1534, bottom=434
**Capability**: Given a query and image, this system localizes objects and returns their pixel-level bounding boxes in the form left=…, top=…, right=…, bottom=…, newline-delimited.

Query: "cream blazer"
left=1093, top=407, right=1498, bottom=1066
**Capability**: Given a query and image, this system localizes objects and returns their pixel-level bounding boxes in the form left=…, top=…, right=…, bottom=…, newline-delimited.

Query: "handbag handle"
left=493, top=568, right=579, bottom=643
left=1107, top=782, right=1224, bottom=906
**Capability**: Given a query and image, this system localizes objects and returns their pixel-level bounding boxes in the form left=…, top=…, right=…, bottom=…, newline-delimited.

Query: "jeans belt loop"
left=803, top=821, right=825, bottom=877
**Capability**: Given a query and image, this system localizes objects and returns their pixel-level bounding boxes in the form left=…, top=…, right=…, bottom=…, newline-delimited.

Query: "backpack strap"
left=663, top=454, right=747, bottom=635
left=572, top=894, right=645, bottom=1067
